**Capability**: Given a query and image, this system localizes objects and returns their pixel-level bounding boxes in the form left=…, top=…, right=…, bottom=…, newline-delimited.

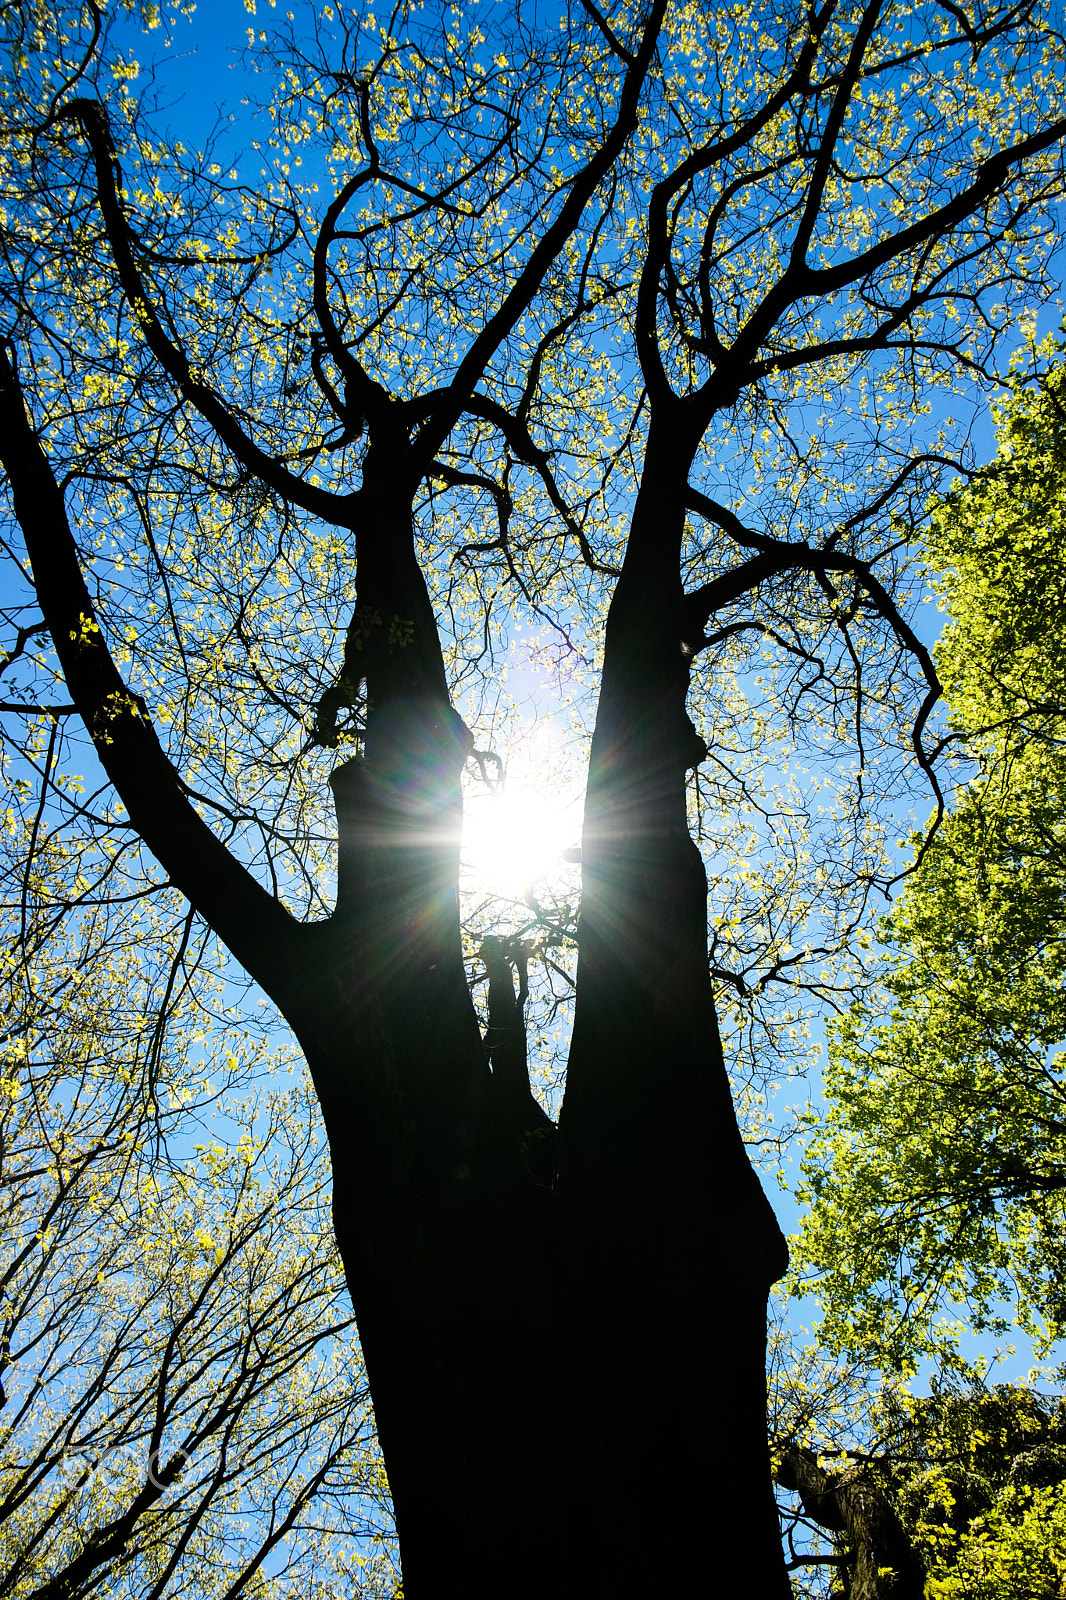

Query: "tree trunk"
left=776, top=1446, right=926, bottom=1599
left=270, top=421, right=791, bottom=1595
left=560, top=410, right=791, bottom=1593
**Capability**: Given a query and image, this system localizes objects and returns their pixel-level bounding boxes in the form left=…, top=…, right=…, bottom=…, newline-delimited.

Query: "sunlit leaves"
left=0, top=813, right=397, bottom=1597
left=792, top=351, right=1066, bottom=1377
left=2, top=0, right=1065, bottom=1196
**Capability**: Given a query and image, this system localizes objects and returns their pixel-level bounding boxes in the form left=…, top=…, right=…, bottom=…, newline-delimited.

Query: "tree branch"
left=788, top=0, right=886, bottom=273
left=579, top=0, right=636, bottom=65
left=309, top=83, right=392, bottom=431
left=0, top=343, right=306, bottom=992
left=636, top=0, right=832, bottom=404
left=684, top=486, right=945, bottom=839
left=462, top=392, right=623, bottom=577
left=57, top=99, right=358, bottom=528
left=413, top=0, right=669, bottom=466
left=805, top=113, right=1066, bottom=301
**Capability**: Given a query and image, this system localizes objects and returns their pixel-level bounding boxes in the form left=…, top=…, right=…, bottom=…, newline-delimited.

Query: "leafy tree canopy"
left=776, top=1376, right=1066, bottom=1600
left=884, top=1383, right=1066, bottom=1600
left=0, top=806, right=395, bottom=1597
left=795, top=350, right=1066, bottom=1375
left=3, top=0, right=1063, bottom=1056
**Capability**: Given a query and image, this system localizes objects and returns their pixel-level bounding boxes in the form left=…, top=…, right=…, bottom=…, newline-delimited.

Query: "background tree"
left=773, top=1368, right=1066, bottom=1600
left=1, top=0, right=1065, bottom=1590
left=882, top=1383, right=1066, bottom=1600
left=0, top=798, right=396, bottom=1598
left=796, top=352, right=1066, bottom=1378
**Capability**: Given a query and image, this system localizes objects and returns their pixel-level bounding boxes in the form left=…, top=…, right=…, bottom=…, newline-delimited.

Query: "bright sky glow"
left=461, top=726, right=582, bottom=900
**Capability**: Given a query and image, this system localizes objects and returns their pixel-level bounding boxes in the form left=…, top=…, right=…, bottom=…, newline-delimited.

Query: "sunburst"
left=462, top=733, right=581, bottom=899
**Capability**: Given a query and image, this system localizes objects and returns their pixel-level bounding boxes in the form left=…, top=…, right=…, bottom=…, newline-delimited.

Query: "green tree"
left=774, top=1377, right=1066, bottom=1600
left=885, top=1384, right=1066, bottom=1600
left=796, top=355, right=1066, bottom=1376
left=0, top=804, right=395, bottom=1597
left=2, top=0, right=1065, bottom=1590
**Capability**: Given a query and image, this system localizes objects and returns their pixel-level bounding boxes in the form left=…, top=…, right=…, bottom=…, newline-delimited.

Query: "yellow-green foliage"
left=0, top=815, right=397, bottom=1596
left=884, top=1388, right=1066, bottom=1600
left=795, top=353, right=1066, bottom=1375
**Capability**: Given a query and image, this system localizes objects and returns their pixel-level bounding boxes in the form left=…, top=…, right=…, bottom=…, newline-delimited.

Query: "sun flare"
left=461, top=737, right=581, bottom=900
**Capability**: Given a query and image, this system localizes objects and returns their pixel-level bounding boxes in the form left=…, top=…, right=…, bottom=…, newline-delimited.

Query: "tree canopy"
left=886, top=1384, right=1066, bottom=1600
left=774, top=1373, right=1066, bottom=1600
left=5, top=0, right=1063, bottom=991
left=0, top=790, right=396, bottom=1596
left=796, top=352, right=1066, bottom=1377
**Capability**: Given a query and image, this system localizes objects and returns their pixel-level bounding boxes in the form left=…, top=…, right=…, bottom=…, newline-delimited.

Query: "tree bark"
left=559, top=407, right=791, bottom=1593
left=776, top=1446, right=926, bottom=1599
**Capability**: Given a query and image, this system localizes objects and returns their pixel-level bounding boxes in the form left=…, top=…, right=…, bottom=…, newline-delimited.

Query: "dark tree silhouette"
left=2, top=0, right=1064, bottom=1590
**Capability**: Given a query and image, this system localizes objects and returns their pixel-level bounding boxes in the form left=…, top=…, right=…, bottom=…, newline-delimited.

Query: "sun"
left=461, top=734, right=581, bottom=900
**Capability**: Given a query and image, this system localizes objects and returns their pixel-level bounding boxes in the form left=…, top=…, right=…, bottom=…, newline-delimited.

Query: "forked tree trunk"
left=0, top=357, right=790, bottom=1595
left=281, top=422, right=791, bottom=1596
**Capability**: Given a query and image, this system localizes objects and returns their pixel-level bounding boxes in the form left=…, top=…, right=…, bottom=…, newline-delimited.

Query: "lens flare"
left=461, top=733, right=581, bottom=899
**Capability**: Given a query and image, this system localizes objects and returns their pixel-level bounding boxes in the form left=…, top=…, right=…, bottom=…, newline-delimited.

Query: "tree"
left=0, top=794, right=396, bottom=1596
left=773, top=1375, right=1066, bottom=1600
left=776, top=1441, right=925, bottom=1599
left=1, top=0, right=1065, bottom=1589
left=882, top=1383, right=1066, bottom=1600
left=795, top=354, right=1066, bottom=1377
